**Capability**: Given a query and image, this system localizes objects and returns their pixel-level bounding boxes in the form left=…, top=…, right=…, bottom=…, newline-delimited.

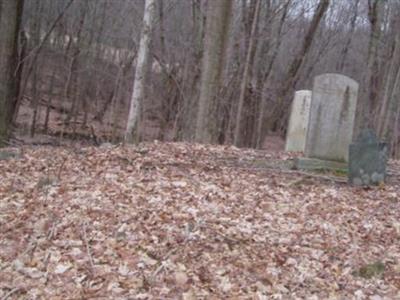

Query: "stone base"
left=294, top=157, right=347, bottom=171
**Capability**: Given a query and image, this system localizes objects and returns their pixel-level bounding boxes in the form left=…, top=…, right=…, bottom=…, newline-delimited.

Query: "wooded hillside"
left=0, top=0, right=399, bottom=154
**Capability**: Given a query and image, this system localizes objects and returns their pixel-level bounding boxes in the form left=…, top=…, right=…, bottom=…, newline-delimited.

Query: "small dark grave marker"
left=348, top=129, right=387, bottom=186
left=0, top=149, right=22, bottom=161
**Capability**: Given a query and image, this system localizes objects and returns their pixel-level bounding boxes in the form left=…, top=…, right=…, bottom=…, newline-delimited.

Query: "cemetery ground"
left=0, top=142, right=400, bottom=299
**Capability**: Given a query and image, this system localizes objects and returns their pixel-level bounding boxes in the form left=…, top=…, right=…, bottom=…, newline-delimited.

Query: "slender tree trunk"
left=111, top=67, right=123, bottom=143
left=255, top=0, right=291, bottom=148
left=264, top=0, right=330, bottom=134
left=125, top=0, right=157, bottom=143
left=393, top=104, right=400, bottom=159
left=177, top=0, right=205, bottom=141
left=44, top=68, right=57, bottom=133
left=159, top=0, right=166, bottom=58
left=367, top=0, right=384, bottom=116
left=0, top=0, right=24, bottom=146
left=336, top=0, right=359, bottom=72
left=378, top=34, right=400, bottom=137
left=356, top=0, right=384, bottom=132
left=281, top=0, right=330, bottom=95
left=195, top=0, right=233, bottom=144
left=234, top=0, right=261, bottom=147
left=63, top=55, right=78, bottom=124
left=30, top=1, right=43, bottom=137
left=381, top=49, right=400, bottom=141
left=95, top=55, right=136, bottom=123
left=14, top=0, right=74, bottom=122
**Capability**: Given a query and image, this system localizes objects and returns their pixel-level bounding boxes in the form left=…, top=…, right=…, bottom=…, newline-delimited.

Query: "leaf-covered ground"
left=0, top=142, right=399, bottom=299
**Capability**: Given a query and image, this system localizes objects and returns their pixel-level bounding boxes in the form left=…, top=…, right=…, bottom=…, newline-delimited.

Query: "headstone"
left=349, top=129, right=388, bottom=186
left=305, top=73, right=359, bottom=162
left=285, top=90, right=312, bottom=152
left=0, top=149, right=22, bottom=161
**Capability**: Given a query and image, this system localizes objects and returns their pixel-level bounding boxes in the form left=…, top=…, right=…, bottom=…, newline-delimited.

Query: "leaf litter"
left=0, top=142, right=399, bottom=299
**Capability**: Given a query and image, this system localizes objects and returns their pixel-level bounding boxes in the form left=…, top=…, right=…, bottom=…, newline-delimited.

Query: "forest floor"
left=0, top=142, right=400, bottom=299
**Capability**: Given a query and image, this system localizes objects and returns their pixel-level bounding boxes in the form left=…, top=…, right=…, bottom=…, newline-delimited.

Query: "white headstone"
left=305, top=73, right=359, bottom=162
left=285, top=90, right=312, bottom=152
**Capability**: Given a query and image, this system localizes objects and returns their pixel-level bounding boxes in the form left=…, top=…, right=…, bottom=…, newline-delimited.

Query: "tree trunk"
left=64, top=5, right=87, bottom=126
left=0, top=0, right=24, bottom=146
left=355, top=0, right=384, bottom=132
left=234, top=0, right=261, bottom=147
left=264, top=0, right=330, bottom=135
left=255, top=0, right=291, bottom=148
left=381, top=41, right=400, bottom=142
left=158, top=0, right=166, bottom=58
left=125, top=0, right=156, bottom=144
left=392, top=104, right=400, bottom=159
left=14, top=0, right=74, bottom=123
left=195, top=0, right=233, bottom=144
left=378, top=34, right=400, bottom=138
left=280, top=0, right=330, bottom=96
left=336, top=0, right=359, bottom=72
left=111, top=67, right=123, bottom=143
left=177, top=0, right=205, bottom=141
left=30, top=1, right=43, bottom=137
left=44, top=68, right=57, bottom=133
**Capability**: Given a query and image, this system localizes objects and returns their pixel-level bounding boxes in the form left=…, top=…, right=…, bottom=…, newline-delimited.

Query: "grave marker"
left=349, top=129, right=387, bottom=186
left=285, top=90, right=312, bottom=152
left=295, top=73, right=359, bottom=171
left=305, top=73, right=359, bottom=162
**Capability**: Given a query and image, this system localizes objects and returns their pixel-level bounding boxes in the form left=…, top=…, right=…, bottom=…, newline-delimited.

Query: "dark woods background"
left=4, top=0, right=400, bottom=156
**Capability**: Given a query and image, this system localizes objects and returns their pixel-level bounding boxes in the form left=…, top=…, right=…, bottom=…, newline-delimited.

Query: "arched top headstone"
left=295, top=90, right=312, bottom=96
left=305, top=73, right=359, bottom=162
left=314, top=73, right=359, bottom=90
left=285, top=90, right=312, bottom=152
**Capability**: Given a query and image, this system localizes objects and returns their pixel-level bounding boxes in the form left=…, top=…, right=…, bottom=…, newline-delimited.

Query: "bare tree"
left=2, top=0, right=398, bottom=157
left=378, top=5, right=400, bottom=142
left=125, top=0, right=156, bottom=144
left=0, top=0, right=24, bottom=145
left=255, top=0, right=291, bottom=148
left=30, top=0, right=43, bottom=137
left=356, top=0, right=385, bottom=132
left=195, top=0, right=233, bottom=144
left=263, top=0, right=330, bottom=136
left=336, top=0, right=360, bottom=72
left=234, top=0, right=261, bottom=147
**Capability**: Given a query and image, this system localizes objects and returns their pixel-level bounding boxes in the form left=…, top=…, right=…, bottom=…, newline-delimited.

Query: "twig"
left=210, top=228, right=242, bottom=245
left=90, top=125, right=99, bottom=146
left=56, top=156, right=68, bottom=180
left=47, top=221, right=58, bottom=240
left=284, top=177, right=309, bottom=187
left=43, top=251, right=52, bottom=270
left=152, top=248, right=178, bottom=277
left=1, top=287, right=22, bottom=300
left=152, top=223, right=199, bottom=277
left=0, top=241, right=37, bottom=272
left=42, top=252, right=52, bottom=285
left=15, top=0, right=75, bottom=122
left=82, top=222, right=95, bottom=272
left=17, top=0, right=75, bottom=73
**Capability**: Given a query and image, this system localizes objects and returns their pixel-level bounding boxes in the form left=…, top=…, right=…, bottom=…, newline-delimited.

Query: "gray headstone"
left=349, top=129, right=388, bottom=186
left=285, top=90, right=312, bottom=152
left=305, top=74, right=359, bottom=162
left=0, top=149, right=22, bottom=160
